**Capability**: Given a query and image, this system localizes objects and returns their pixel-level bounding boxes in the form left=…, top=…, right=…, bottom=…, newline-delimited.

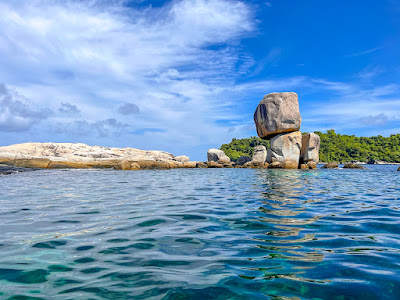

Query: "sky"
left=1, top=0, right=400, bottom=160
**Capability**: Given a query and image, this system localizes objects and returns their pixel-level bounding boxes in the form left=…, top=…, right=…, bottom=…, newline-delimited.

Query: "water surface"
left=0, top=166, right=399, bottom=299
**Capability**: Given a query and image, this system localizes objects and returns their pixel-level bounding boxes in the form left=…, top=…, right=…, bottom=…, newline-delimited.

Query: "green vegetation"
left=220, top=137, right=269, bottom=161
left=316, top=130, right=400, bottom=163
left=220, top=130, right=400, bottom=163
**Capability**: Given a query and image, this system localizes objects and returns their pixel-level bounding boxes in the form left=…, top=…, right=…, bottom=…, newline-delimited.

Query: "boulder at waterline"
left=254, top=92, right=301, bottom=139
left=207, top=161, right=223, bottom=168
left=237, top=156, right=252, bottom=165
left=343, top=163, right=366, bottom=169
left=322, top=162, right=339, bottom=169
left=252, top=145, right=267, bottom=164
left=196, top=162, right=208, bottom=168
left=300, top=133, right=320, bottom=163
left=398, top=166, right=400, bottom=171
left=268, top=161, right=284, bottom=169
left=300, top=163, right=309, bottom=170
left=207, top=149, right=230, bottom=163
left=244, top=161, right=269, bottom=168
left=307, top=161, right=318, bottom=169
left=268, top=131, right=302, bottom=165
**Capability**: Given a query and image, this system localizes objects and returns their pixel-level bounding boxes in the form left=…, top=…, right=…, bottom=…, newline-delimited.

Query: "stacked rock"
left=254, top=92, right=320, bottom=169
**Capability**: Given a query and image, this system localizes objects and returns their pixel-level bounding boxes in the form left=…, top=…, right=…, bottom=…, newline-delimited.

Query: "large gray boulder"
left=300, top=133, right=320, bottom=163
left=252, top=145, right=267, bottom=163
left=254, top=92, right=301, bottom=139
left=207, top=149, right=230, bottom=164
left=267, top=131, right=302, bottom=165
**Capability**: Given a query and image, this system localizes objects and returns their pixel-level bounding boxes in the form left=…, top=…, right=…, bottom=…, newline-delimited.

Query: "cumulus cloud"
left=59, top=102, right=80, bottom=115
left=117, top=103, right=140, bottom=115
left=0, top=0, right=256, bottom=153
left=56, top=118, right=129, bottom=137
left=0, top=83, right=50, bottom=132
left=360, top=113, right=390, bottom=126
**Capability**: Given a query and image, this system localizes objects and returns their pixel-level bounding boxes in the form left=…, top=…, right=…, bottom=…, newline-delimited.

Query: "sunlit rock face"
left=300, top=133, right=320, bottom=163
left=254, top=92, right=301, bottom=139
left=207, top=149, right=230, bottom=164
left=267, top=131, right=302, bottom=166
left=251, top=145, right=267, bottom=164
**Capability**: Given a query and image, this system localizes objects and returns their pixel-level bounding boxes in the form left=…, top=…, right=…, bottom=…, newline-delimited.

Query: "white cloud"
left=0, top=0, right=257, bottom=157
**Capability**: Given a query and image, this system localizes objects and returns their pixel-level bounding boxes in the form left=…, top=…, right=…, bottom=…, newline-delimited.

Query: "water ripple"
left=0, top=166, right=399, bottom=299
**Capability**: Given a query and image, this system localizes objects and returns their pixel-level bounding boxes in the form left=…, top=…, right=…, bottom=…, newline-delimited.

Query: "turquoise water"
left=0, top=166, right=399, bottom=299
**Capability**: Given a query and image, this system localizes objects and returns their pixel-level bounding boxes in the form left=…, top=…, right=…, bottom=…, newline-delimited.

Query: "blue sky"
left=0, top=0, right=399, bottom=160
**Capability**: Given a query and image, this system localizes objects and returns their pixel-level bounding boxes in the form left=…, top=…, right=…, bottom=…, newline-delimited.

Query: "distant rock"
left=0, top=142, right=195, bottom=170
left=207, top=149, right=230, bottom=164
left=300, top=133, right=320, bottom=163
left=254, top=92, right=301, bottom=139
left=322, top=162, right=339, bottom=169
left=244, top=161, right=269, bottom=168
left=196, top=162, right=208, bottom=168
left=237, top=156, right=252, bottom=165
left=343, top=163, right=366, bottom=169
left=268, top=131, right=302, bottom=165
left=252, top=145, right=267, bottom=163
left=174, top=155, right=190, bottom=163
left=307, top=161, right=318, bottom=169
left=207, top=161, right=223, bottom=168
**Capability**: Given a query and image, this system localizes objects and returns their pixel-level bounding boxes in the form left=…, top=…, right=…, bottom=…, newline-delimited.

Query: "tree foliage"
left=220, top=137, right=269, bottom=161
left=220, top=130, right=400, bottom=163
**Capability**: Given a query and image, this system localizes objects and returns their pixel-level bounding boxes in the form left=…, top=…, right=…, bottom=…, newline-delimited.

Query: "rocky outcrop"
left=237, top=156, right=252, bottom=165
left=174, top=155, right=190, bottom=163
left=254, top=92, right=301, bottom=139
left=268, top=131, right=302, bottom=167
left=207, top=149, right=230, bottom=164
left=322, top=162, right=339, bottom=169
left=251, top=145, right=267, bottom=164
left=0, top=142, right=196, bottom=170
left=343, top=163, right=366, bottom=169
left=300, top=133, right=320, bottom=163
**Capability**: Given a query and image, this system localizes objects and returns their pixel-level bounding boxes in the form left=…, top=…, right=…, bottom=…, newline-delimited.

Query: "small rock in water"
left=322, top=162, right=339, bottom=169
left=307, top=161, right=318, bottom=169
left=398, top=166, right=400, bottom=171
left=343, top=163, right=366, bottom=169
left=300, top=163, right=309, bottom=169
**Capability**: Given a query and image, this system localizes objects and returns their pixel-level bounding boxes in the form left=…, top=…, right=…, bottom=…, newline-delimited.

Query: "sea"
left=0, top=165, right=399, bottom=299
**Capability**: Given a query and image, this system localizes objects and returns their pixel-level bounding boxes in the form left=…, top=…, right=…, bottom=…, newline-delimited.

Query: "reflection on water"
left=0, top=166, right=400, bottom=299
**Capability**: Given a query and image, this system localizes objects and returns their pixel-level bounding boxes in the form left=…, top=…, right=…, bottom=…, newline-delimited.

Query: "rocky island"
left=2, top=91, right=393, bottom=171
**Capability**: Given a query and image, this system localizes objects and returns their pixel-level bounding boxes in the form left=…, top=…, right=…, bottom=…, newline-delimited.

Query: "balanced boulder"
left=207, top=149, right=230, bottom=164
left=300, top=133, right=320, bottom=163
left=254, top=92, right=301, bottom=139
left=267, top=131, right=302, bottom=166
left=252, top=145, right=267, bottom=164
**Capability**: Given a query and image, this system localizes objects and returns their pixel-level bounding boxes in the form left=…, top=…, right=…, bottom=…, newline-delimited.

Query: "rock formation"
left=254, top=92, right=319, bottom=169
left=300, top=133, right=320, bottom=163
left=254, top=92, right=301, bottom=139
left=251, top=145, right=267, bottom=164
left=207, top=149, right=231, bottom=164
left=0, top=142, right=195, bottom=170
left=268, top=131, right=302, bottom=165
